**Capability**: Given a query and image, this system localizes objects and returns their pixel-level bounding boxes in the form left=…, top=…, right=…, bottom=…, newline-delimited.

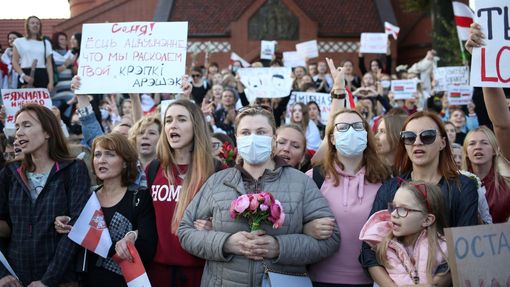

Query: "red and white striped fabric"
left=113, top=242, right=152, bottom=287
left=384, top=21, right=400, bottom=40
left=452, top=1, right=475, bottom=41
left=68, top=193, right=112, bottom=258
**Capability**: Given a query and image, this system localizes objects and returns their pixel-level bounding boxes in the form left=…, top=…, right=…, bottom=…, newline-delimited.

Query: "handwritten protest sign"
left=445, top=223, right=510, bottom=287
left=470, top=0, right=510, bottom=87
left=261, top=40, right=276, bottom=60
left=286, top=92, right=331, bottom=125
left=1, top=89, right=52, bottom=129
left=283, top=51, right=306, bottom=68
left=238, top=67, right=293, bottom=102
left=390, top=79, right=417, bottom=100
left=447, top=85, right=473, bottom=105
left=76, top=22, right=188, bottom=94
left=434, top=66, right=470, bottom=91
left=296, top=40, right=319, bottom=59
left=360, top=33, right=388, bottom=54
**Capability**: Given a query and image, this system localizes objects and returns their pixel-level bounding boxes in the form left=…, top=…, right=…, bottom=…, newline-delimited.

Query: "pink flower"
left=260, top=204, right=269, bottom=211
left=269, top=200, right=285, bottom=228
left=233, top=195, right=250, bottom=214
left=249, top=194, right=260, bottom=211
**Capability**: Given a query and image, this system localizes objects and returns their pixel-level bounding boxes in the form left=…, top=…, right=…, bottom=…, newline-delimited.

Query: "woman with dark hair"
left=307, top=101, right=325, bottom=138
left=1, top=31, right=23, bottom=88
left=342, top=59, right=361, bottom=90
left=290, top=102, right=321, bottom=151
left=213, top=88, right=238, bottom=141
left=374, top=111, right=408, bottom=171
left=70, top=32, right=81, bottom=75
left=0, top=104, right=90, bottom=287
left=51, top=32, right=74, bottom=88
left=12, top=16, right=54, bottom=91
left=360, top=111, right=479, bottom=286
left=56, top=133, right=157, bottom=287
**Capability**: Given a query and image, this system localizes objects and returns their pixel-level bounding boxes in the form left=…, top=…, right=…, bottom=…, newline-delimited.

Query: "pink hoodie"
left=359, top=210, right=448, bottom=285
left=307, top=166, right=381, bottom=285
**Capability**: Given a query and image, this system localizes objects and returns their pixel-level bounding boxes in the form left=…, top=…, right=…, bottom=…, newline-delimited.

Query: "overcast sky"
left=0, top=0, right=70, bottom=19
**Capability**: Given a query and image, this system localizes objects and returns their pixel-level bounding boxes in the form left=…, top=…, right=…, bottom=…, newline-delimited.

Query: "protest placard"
left=360, top=33, right=388, bottom=54
left=238, top=67, right=293, bottom=102
left=470, top=0, right=510, bottom=87
left=283, top=51, right=306, bottom=68
left=76, top=22, right=188, bottom=94
left=445, top=223, right=510, bottom=287
left=434, top=66, right=470, bottom=91
left=296, top=40, right=319, bottom=59
left=447, top=85, right=473, bottom=105
left=1, top=88, right=52, bottom=129
left=261, top=40, right=276, bottom=60
left=390, top=79, right=417, bottom=100
left=286, top=91, right=331, bottom=125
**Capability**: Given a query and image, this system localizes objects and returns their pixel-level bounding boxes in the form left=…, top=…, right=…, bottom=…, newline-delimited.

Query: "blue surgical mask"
left=237, top=134, right=273, bottom=165
left=334, top=127, right=367, bottom=157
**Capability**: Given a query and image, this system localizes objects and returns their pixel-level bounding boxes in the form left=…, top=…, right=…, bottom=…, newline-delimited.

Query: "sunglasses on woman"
left=400, top=129, right=437, bottom=145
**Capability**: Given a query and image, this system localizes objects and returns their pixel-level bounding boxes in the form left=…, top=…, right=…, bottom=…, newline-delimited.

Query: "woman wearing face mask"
left=145, top=100, right=217, bottom=287
left=178, top=106, right=340, bottom=287
left=360, top=111, right=479, bottom=286
left=290, top=102, right=321, bottom=151
left=305, top=109, right=390, bottom=286
left=12, top=16, right=54, bottom=91
left=0, top=104, right=90, bottom=287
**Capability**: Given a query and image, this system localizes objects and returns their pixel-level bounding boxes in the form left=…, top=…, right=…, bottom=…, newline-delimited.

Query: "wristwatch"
left=331, top=89, right=346, bottom=100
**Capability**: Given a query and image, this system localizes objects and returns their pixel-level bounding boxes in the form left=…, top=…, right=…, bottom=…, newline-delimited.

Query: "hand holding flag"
left=113, top=242, right=152, bottom=287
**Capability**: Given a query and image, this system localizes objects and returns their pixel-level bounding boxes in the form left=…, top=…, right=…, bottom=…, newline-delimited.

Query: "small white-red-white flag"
left=384, top=22, right=400, bottom=40
left=230, top=52, right=251, bottom=68
left=113, top=242, right=152, bottom=287
left=68, top=193, right=112, bottom=258
left=452, top=1, right=475, bottom=41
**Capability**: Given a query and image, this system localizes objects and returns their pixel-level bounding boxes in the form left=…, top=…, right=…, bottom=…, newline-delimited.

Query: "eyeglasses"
left=191, top=74, right=201, bottom=78
left=2, top=152, right=15, bottom=160
left=400, top=129, right=437, bottom=145
left=238, top=104, right=273, bottom=114
left=212, top=142, right=221, bottom=150
left=388, top=202, right=425, bottom=218
left=334, top=122, right=365, bottom=132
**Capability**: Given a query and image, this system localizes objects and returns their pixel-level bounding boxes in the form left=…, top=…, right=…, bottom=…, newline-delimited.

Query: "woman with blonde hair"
left=306, top=109, right=390, bottom=286
left=374, top=110, right=408, bottom=172
left=128, top=115, right=162, bottom=170
left=463, top=126, right=510, bottom=223
left=145, top=99, right=216, bottom=287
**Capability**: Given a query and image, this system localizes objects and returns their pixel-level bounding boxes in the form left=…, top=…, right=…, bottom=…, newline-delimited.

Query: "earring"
left=123, top=163, right=127, bottom=169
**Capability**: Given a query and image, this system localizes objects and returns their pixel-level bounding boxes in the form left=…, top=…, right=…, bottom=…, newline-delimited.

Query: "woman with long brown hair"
left=145, top=99, right=216, bottom=287
left=360, top=111, right=479, bottom=286
left=0, top=104, right=90, bottom=287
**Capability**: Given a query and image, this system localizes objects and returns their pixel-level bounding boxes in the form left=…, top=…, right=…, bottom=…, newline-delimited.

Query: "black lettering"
left=478, top=7, right=502, bottom=40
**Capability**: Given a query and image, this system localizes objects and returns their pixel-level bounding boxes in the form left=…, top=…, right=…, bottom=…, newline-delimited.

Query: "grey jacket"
left=178, top=165, right=340, bottom=287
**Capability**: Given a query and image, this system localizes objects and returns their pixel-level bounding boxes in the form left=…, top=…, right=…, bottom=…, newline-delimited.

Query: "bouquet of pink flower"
left=229, top=192, right=285, bottom=231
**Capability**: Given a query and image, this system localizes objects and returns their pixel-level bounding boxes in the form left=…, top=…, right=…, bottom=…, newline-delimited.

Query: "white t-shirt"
left=13, top=37, right=52, bottom=69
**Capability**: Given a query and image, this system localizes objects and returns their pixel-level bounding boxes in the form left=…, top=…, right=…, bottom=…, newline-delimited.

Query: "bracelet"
left=331, top=92, right=346, bottom=100
left=125, top=231, right=137, bottom=241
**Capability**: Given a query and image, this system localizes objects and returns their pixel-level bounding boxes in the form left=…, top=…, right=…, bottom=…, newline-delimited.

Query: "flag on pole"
left=113, top=242, right=152, bottom=287
left=0, top=250, right=18, bottom=279
left=230, top=52, right=251, bottom=68
left=68, top=193, right=112, bottom=258
left=384, top=22, right=400, bottom=40
left=452, top=1, right=475, bottom=41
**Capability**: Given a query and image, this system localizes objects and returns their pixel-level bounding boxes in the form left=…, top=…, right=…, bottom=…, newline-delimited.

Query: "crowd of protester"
left=0, top=16, right=509, bottom=287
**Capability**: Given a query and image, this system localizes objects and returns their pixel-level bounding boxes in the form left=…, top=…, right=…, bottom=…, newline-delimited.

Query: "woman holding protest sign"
left=11, top=16, right=54, bottom=91
left=0, top=104, right=90, bottom=287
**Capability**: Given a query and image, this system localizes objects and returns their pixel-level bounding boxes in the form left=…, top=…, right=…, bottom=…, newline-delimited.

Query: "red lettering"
left=111, top=23, right=121, bottom=33
left=481, top=47, right=498, bottom=82
left=496, top=46, right=510, bottom=83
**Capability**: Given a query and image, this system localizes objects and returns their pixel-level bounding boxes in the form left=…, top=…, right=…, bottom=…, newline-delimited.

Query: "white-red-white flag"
left=452, top=1, right=475, bottom=41
left=230, top=52, right=251, bottom=68
left=68, top=193, right=112, bottom=258
left=384, top=22, right=400, bottom=40
left=113, top=242, right=152, bottom=287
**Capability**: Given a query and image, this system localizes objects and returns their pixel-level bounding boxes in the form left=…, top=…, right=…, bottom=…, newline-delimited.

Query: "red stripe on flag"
left=345, top=86, right=355, bottom=109
left=455, top=16, right=473, bottom=28
left=81, top=227, right=103, bottom=252
left=113, top=242, right=146, bottom=283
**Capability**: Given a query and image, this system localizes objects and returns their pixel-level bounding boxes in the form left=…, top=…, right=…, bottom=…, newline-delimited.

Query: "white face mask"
left=237, top=134, right=273, bottom=165
left=334, top=127, right=367, bottom=157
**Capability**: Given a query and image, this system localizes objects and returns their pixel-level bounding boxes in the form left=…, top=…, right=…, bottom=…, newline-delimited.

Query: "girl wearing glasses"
left=178, top=106, right=340, bottom=286
left=359, top=181, right=449, bottom=286
left=305, top=109, right=390, bottom=287
left=361, top=111, right=479, bottom=286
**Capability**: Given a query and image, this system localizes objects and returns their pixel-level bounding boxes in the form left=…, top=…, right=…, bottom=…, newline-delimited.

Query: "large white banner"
left=360, top=33, right=388, bottom=54
left=1, top=89, right=52, bottom=129
left=434, top=66, right=470, bottom=92
left=470, top=0, right=510, bottom=87
left=76, top=22, right=188, bottom=94
left=238, top=67, right=293, bottom=101
left=286, top=91, right=331, bottom=125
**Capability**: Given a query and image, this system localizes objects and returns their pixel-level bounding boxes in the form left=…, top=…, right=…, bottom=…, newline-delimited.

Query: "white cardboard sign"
left=286, top=91, right=331, bottom=125
left=76, top=22, right=188, bottom=94
left=238, top=67, right=293, bottom=101
left=1, top=88, right=52, bottom=129
left=434, top=66, right=470, bottom=92
left=261, top=40, right=277, bottom=60
left=470, top=0, right=510, bottom=87
left=447, top=85, right=473, bottom=105
left=282, top=51, right=306, bottom=68
left=360, top=33, right=388, bottom=54
left=390, top=79, right=417, bottom=100
left=296, top=40, right=319, bottom=59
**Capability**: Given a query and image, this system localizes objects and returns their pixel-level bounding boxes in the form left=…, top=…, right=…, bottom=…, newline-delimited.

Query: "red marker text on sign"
left=481, top=47, right=510, bottom=83
left=2, top=90, right=50, bottom=102
left=112, top=22, right=155, bottom=36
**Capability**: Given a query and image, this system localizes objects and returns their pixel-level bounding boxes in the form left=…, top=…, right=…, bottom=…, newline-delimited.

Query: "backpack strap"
left=312, top=165, right=325, bottom=189
left=147, top=159, right=160, bottom=188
